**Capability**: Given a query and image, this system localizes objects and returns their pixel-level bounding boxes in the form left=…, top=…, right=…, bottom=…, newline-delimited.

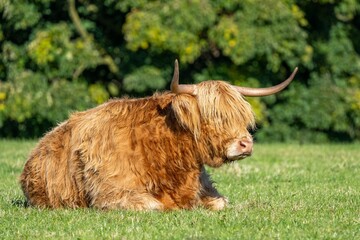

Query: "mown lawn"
left=0, top=140, right=359, bottom=239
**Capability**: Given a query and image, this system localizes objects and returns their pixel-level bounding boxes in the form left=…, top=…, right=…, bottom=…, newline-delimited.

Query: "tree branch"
left=68, top=0, right=119, bottom=75
left=68, top=0, right=89, bottom=41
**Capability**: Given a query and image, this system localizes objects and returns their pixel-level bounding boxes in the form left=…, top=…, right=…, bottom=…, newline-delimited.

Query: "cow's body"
left=20, top=81, right=254, bottom=210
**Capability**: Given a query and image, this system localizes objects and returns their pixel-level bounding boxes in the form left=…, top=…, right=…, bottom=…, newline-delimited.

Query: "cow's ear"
left=172, top=94, right=201, bottom=139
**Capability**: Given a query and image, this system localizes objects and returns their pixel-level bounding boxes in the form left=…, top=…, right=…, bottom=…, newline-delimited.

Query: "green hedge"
left=0, top=0, right=359, bottom=141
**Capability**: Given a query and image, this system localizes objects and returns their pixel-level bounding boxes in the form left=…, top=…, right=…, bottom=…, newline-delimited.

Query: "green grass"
left=0, top=140, right=359, bottom=239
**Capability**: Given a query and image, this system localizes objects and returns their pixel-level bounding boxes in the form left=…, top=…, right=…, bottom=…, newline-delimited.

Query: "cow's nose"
left=239, top=138, right=253, bottom=155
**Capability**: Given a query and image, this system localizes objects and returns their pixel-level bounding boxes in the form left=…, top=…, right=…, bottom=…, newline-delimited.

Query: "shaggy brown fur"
left=20, top=81, right=255, bottom=210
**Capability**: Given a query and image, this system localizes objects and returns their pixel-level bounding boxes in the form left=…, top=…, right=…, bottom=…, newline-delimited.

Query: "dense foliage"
left=0, top=0, right=359, bottom=141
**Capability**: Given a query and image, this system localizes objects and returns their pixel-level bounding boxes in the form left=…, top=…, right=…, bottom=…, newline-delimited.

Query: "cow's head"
left=170, top=60, right=298, bottom=167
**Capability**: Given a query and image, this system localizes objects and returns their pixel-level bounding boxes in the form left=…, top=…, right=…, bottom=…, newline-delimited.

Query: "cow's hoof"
left=206, top=197, right=229, bottom=211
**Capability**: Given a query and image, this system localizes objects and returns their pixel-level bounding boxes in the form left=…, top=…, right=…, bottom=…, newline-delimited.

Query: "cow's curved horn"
left=234, top=67, right=298, bottom=97
left=170, top=59, right=196, bottom=95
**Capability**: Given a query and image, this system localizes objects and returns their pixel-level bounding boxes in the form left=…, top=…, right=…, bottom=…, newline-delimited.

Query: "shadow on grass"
left=11, top=198, right=28, bottom=208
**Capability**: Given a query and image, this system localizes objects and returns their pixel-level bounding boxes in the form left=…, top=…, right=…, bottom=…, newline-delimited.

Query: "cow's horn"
left=170, top=59, right=196, bottom=95
left=234, top=67, right=298, bottom=97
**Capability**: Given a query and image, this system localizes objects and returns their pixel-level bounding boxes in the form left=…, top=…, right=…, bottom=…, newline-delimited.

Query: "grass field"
left=0, top=139, right=359, bottom=239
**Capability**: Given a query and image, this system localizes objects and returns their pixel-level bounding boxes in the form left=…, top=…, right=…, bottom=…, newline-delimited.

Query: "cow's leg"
left=199, top=166, right=228, bottom=210
left=91, top=189, right=164, bottom=211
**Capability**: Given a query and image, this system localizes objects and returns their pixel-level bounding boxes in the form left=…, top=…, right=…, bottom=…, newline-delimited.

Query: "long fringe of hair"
left=195, top=81, right=256, bottom=132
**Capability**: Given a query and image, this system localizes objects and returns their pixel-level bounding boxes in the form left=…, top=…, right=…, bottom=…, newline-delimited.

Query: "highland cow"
left=20, top=60, right=297, bottom=210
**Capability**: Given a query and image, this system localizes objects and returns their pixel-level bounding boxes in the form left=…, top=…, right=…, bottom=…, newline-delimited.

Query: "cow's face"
left=172, top=80, right=255, bottom=167
left=197, top=81, right=255, bottom=165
